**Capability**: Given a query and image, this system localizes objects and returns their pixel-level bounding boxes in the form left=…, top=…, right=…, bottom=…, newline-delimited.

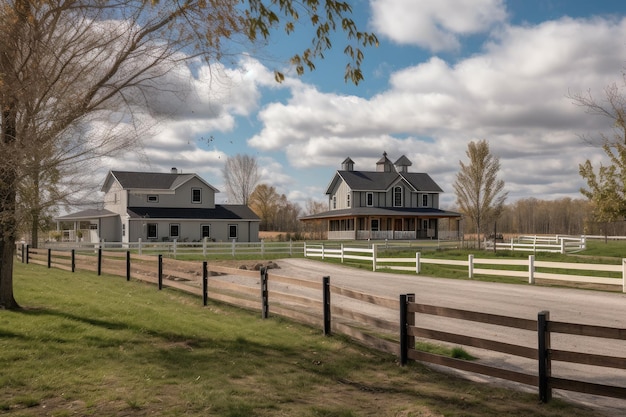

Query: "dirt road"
left=270, top=258, right=626, bottom=416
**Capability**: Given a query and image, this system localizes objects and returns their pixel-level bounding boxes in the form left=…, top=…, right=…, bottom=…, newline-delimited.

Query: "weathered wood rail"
left=19, top=246, right=626, bottom=406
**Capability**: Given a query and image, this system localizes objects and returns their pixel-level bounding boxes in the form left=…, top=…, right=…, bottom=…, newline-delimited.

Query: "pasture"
left=0, top=262, right=602, bottom=417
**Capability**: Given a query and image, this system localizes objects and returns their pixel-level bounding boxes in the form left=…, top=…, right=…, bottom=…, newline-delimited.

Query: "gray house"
left=300, top=153, right=461, bottom=240
left=55, top=169, right=260, bottom=243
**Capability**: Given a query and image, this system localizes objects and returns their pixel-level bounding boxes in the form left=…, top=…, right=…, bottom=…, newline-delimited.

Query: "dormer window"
left=192, top=188, right=201, bottom=203
left=393, top=186, right=403, bottom=207
left=332, top=196, right=337, bottom=209
left=366, top=192, right=373, bottom=207
left=422, top=194, right=429, bottom=207
left=346, top=193, right=351, bottom=208
left=147, top=195, right=158, bottom=203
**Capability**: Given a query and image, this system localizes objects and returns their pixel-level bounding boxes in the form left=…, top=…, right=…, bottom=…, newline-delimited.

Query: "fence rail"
left=304, top=244, right=626, bottom=292
left=17, top=246, right=626, bottom=407
left=485, top=235, right=586, bottom=253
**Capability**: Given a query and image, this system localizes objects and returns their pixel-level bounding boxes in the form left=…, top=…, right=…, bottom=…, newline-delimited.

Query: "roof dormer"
left=376, top=152, right=393, bottom=172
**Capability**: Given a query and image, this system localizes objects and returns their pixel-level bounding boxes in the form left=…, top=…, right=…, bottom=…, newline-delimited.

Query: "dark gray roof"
left=56, top=209, right=117, bottom=221
left=329, top=170, right=443, bottom=194
left=300, top=207, right=461, bottom=221
left=127, top=205, right=260, bottom=221
left=394, top=155, right=412, bottom=167
left=105, top=171, right=218, bottom=192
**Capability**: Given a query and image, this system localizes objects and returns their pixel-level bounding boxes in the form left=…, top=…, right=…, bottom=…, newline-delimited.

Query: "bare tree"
left=453, top=140, right=508, bottom=249
left=249, top=184, right=280, bottom=230
left=222, top=154, right=260, bottom=205
left=0, top=0, right=377, bottom=310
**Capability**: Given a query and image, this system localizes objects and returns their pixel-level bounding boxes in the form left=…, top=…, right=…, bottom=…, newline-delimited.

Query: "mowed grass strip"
left=0, top=263, right=601, bottom=417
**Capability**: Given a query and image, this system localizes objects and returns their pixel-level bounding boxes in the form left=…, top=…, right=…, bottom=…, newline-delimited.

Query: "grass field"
left=0, top=262, right=606, bottom=417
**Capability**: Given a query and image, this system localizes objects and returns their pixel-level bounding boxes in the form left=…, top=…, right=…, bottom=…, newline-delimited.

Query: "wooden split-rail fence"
left=18, top=245, right=626, bottom=406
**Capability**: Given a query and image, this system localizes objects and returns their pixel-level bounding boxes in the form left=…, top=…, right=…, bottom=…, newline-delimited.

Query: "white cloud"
left=369, top=0, right=507, bottom=51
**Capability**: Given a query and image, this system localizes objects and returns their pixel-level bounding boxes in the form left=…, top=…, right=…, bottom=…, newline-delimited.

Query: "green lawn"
left=0, top=262, right=604, bottom=416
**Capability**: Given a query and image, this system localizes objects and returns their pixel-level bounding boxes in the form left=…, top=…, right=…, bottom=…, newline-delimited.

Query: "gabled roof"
left=102, top=170, right=219, bottom=193
left=326, top=170, right=443, bottom=194
left=56, top=208, right=118, bottom=221
left=300, top=207, right=461, bottom=221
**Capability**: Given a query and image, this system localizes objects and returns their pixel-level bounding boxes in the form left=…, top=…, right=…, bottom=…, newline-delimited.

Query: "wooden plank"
left=269, top=290, right=323, bottom=309
left=473, top=258, right=528, bottom=266
left=421, top=258, right=467, bottom=266
left=208, top=292, right=260, bottom=311
left=271, top=305, right=322, bottom=328
left=535, top=261, right=622, bottom=272
left=269, top=273, right=322, bottom=290
left=408, top=350, right=538, bottom=387
left=551, top=377, right=626, bottom=399
left=332, top=305, right=398, bottom=333
left=409, top=303, right=537, bottom=331
left=551, top=349, right=626, bottom=369
left=410, top=327, right=537, bottom=359
left=473, top=268, right=528, bottom=278
left=208, top=280, right=258, bottom=297
left=534, top=272, right=619, bottom=286
left=332, top=322, right=399, bottom=355
left=549, top=321, right=626, bottom=340
left=330, top=285, right=398, bottom=309
left=206, top=264, right=259, bottom=278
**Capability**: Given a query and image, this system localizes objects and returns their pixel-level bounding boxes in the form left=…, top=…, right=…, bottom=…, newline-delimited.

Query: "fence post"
left=372, top=244, right=377, bottom=272
left=340, top=243, right=344, bottom=263
left=21, top=244, right=24, bottom=263
left=47, top=248, right=52, bottom=268
left=321, top=243, right=325, bottom=260
left=71, top=249, right=75, bottom=272
left=415, top=252, right=421, bottom=274
left=138, top=238, right=142, bottom=256
left=203, top=261, right=208, bottom=306
left=399, top=294, right=408, bottom=366
left=560, top=238, right=565, bottom=254
left=303, top=241, right=307, bottom=258
left=622, top=259, right=626, bottom=293
left=203, top=237, right=207, bottom=257
left=97, top=248, right=102, bottom=276
left=231, top=239, right=236, bottom=257
left=529, top=255, right=535, bottom=284
left=323, top=276, right=331, bottom=335
left=261, top=239, right=265, bottom=256
left=538, top=310, right=552, bottom=403
left=289, top=239, right=293, bottom=256
left=158, top=254, right=163, bottom=290
left=126, top=251, right=131, bottom=281
left=25, top=245, right=29, bottom=264
left=260, top=267, right=269, bottom=319
left=468, top=254, right=474, bottom=279
left=173, top=239, right=177, bottom=258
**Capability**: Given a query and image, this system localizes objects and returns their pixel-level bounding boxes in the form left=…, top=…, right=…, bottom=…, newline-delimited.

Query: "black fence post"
left=538, top=310, right=552, bottom=403
left=25, top=245, right=29, bottom=264
left=158, top=254, right=163, bottom=290
left=202, top=261, right=208, bottom=306
left=323, top=276, right=331, bottom=335
left=126, top=251, right=131, bottom=281
left=260, top=267, right=269, bottom=319
left=47, top=248, right=52, bottom=268
left=400, top=294, right=408, bottom=366
left=407, top=293, right=415, bottom=351
left=71, top=249, right=75, bottom=272
left=97, top=248, right=102, bottom=276
left=21, top=244, right=24, bottom=263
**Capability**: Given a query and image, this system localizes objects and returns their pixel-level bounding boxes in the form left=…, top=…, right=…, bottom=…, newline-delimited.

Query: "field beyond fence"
left=17, top=245, right=626, bottom=409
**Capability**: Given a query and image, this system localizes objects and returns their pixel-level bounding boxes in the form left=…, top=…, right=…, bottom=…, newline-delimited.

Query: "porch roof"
left=56, top=209, right=118, bottom=221
left=127, top=205, right=260, bottom=221
left=299, top=207, right=461, bottom=221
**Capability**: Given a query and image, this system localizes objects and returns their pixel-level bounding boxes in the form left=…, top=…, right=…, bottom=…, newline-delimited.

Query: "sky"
left=101, top=0, right=626, bottom=211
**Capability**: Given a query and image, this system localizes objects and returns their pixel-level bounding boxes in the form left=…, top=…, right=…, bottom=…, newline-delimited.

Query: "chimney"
left=171, top=167, right=177, bottom=174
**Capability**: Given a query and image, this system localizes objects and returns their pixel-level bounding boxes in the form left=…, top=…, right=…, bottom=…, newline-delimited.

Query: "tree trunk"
left=0, top=104, right=20, bottom=309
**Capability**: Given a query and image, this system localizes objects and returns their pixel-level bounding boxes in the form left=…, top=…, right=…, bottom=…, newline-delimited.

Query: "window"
left=422, top=220, right=429, bottom=230
left=201, top=225, right=211, bottom=239
left=332, top=196, right=336, bottom=209
left=393, top=186, right=403, bottom=207
left=371, top=219, right=379, bottom=232
left=122, top=224, right=126, bottom=237
left=366, top=192, right=373, bottom=207
left=147, top=223, right=158, bottom=239
left=228, top=224, right=238, bottom=240
left=147, top=195, right=158, bottom=203
left=422, top=194, right=429, bottom=207
left=169, top=224, right=180, bottom=238
left=192, top=188, right=201, bottom=203
left=346, top=193, right=351, bottom=208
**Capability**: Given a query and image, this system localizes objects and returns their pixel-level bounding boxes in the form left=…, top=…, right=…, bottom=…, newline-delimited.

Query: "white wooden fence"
left=484, top=235, right=586, bottom=254
left=304, top=244, right=626, bottom=292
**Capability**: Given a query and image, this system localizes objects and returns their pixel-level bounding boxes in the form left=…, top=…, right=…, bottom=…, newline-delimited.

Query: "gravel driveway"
left=270, top=258, right=626, bottom=416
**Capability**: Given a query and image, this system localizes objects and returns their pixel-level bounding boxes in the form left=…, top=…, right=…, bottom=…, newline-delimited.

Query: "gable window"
left=201, top=225, right=211, bottom=238
left=169, top=223, right=180, bottom=238
left=228, top=224, right=238, bottom=240
left=393, top=186, right=403, bottom=207
left=346, top=193, right=351, bottom=208
left=147, top=223, right=158, bottom=239
left=192, top=188, right=202, bottom=203
left=147, top=195, right=158, bottom=203
left=422, top=194, right=429, bottom=207
left=366, top=192, right=373, bottom=207
left=332, top=196, right=336, bottom=209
